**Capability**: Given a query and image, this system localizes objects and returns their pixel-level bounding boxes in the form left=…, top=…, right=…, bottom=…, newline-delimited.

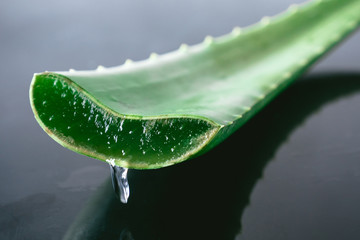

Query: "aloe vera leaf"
left=30, top=0, right=360, bottom=169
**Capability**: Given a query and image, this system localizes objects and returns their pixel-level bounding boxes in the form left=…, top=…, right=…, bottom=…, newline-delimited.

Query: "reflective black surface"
left=1, top=0, right=360, bottom=239
left=60, top=74, right=360, bottom=240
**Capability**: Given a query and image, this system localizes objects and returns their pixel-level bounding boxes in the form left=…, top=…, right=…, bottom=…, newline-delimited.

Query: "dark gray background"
left=0, top=0, right=360, bottom=239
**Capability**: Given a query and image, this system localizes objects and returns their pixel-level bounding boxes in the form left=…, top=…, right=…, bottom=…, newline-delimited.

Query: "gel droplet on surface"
left=107, top=160, right=130, bottom=203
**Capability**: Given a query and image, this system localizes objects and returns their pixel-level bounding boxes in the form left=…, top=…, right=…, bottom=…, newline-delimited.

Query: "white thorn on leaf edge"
left=203, top=35, right=214, bottom=45
left=288, top=4, right=299, bottom=12
left=96, top=65, right=106, bottom=71
left=124, top=59, right=133, bottom=65
left=232, top=26, right=242, bottom=36
left=149, top=52, right=158, bottom=60
left=283, top=72, right=292, bottom=79
left=179, top=43, right=188, bottom=52
left=261, top=16, right=271, bottom=25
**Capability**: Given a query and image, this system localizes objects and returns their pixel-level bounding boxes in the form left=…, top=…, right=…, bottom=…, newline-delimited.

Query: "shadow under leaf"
left=63, top=73, right=360, bottom=240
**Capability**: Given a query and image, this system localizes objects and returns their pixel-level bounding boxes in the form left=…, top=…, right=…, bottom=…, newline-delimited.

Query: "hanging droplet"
left=107, top=159, right=130, bottom=203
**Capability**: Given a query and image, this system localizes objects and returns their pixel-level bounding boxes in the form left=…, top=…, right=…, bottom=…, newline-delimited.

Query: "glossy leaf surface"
left=30, top=0, right=360, bottom=169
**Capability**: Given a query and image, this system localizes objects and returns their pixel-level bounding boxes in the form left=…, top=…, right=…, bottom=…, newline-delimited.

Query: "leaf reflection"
left=63, top=73, right=360, bottom=240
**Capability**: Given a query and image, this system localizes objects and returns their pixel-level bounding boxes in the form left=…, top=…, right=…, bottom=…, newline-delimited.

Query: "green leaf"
left=30, top=0, right=360, bottom=169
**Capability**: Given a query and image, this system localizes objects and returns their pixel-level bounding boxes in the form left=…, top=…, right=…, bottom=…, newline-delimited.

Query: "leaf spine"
left=314, top=46, right=325, bottom=54
left=203, top=35, right=214, bottom=45
left=149, top=52, right=158, bottom=60
left=347, top=20, right=357, bottom=28
left=124, top=59, right=133, bottom=65
left=283, top=72, right=292, bottom=79
left=179, top=43, right=188, bottom=52
left=232, top=26, right=242, bottom=36
left=96, top=65, right=106, bottom=71
left=298, top=59, right=308, bottom=66
left=288, top=4, right=299, bottom=13
left=269, top=83, right=279, bottom=90
left=257, top=94, right=265, bottom=100
left=260, top=16, right=271, bottom=25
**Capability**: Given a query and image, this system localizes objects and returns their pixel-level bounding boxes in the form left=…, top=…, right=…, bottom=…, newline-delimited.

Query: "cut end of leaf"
left=30, top=72, right=220, bottom=169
